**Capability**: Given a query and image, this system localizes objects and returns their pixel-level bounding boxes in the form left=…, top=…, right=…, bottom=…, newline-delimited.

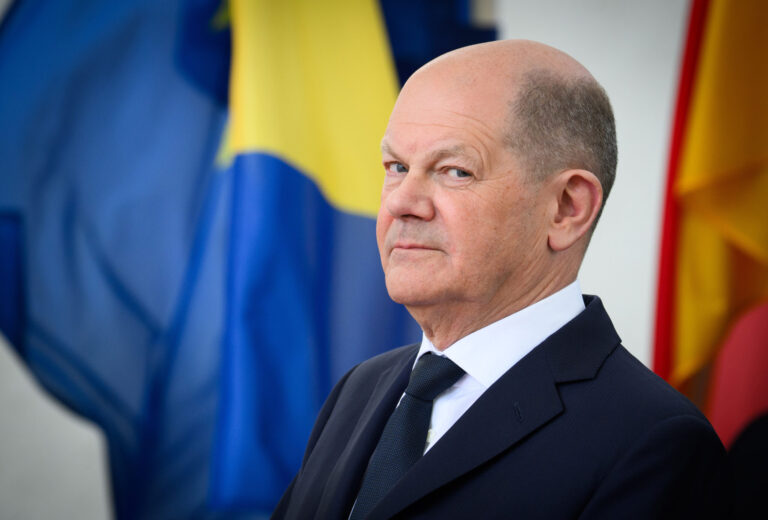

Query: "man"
left=273, top=40, right=729, bottom=519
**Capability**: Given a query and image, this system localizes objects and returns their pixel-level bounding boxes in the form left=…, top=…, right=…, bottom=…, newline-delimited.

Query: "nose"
left=384, top=170, right=436, bottom=221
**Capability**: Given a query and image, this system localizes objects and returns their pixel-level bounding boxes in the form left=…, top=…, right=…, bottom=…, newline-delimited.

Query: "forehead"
left=392, top=67, right=510, bottom=124
left=383, top=74, right=512, bottom=159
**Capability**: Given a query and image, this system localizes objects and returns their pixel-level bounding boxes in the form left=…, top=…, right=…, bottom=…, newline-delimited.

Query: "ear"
left=547, top=169, right=603, bottom=252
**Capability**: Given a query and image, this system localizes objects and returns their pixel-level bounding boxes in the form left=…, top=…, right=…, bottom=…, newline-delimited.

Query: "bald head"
left=378, top=40, right=615, bottom=345
left=399, top=40, right=617, bottom=213
left=418, top=39, right=592, bottom=83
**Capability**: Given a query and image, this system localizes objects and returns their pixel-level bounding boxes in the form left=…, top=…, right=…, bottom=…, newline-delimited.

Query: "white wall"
left=0, top=334, right=111, bottom=520
left=0, top=0, right=11, bottom=20
left=496, top=0, right=690, bottom=365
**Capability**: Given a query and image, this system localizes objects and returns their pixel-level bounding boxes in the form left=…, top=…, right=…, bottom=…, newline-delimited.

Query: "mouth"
left=393, top=241, right=435, bottom=249
left=391, top=242, right=440, bottom=253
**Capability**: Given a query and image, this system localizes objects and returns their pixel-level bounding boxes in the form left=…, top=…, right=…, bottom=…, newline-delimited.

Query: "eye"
left=446, top=167, right=472, bottom=179
left=386, top=162, right=408, bottom=174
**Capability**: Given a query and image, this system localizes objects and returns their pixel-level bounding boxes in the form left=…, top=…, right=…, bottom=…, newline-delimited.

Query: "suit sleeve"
left=271, top=366, right=357, bottom=519
left=579, top=414, right=732, bottom=519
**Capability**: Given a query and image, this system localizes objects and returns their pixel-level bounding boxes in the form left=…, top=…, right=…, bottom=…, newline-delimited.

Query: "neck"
left=409, top=271, right=577, bottom=351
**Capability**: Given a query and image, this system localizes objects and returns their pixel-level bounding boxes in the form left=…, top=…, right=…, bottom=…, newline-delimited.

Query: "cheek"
left=442, top=213, right=490, bottom=271
left=452, top=206, right=526, bottom=269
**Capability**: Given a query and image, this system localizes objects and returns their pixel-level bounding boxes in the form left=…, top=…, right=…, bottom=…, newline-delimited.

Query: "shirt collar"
left=416, top=280, right=585, bottom=388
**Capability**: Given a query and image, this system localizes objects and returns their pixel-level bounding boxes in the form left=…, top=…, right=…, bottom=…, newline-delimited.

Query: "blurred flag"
left=654, top=0, right=768, bottom=443
left=0, top=0, right=492, bottom=517
left=0, top=0, right=235, bottom=518
left=209, top=0, right=417, bottom=509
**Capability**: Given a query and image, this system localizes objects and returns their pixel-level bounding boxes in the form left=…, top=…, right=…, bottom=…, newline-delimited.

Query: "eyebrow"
left=426, top=145, right=477, bottom=166
left=381, top=140, right=481, bottom=170
left=380, top=139, right=397, bottom=157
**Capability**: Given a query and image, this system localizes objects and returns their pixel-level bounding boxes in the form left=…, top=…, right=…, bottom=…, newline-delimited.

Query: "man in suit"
left=273, top=40, right=730, bottom=519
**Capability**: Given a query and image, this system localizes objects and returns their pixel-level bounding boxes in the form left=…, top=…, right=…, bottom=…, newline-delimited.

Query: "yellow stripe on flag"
left=672, top=0, right=768, bottom=385
left=223, top=0, right=398, bottom=217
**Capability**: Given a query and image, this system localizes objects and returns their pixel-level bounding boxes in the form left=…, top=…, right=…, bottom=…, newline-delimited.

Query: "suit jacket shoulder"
left=302, top=343, right=419, bottom=465
left=274, top=296, right=730, bottom=519
left=273, top=343, right=418, bottom=519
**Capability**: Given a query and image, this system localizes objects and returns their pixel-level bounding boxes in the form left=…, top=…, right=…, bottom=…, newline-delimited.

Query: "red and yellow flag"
left=654, top=0, right=768, bottom=445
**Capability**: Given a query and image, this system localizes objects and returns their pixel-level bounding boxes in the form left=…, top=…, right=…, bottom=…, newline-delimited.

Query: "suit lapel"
left=369, top=296, right=620, bottom=520
left=369, top=346, right=562, bottom=520
left=314, top=346, right=418, bottom=519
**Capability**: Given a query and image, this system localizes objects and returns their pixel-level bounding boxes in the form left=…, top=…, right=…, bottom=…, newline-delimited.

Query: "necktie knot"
left=405, top=353, right=465, bottom=402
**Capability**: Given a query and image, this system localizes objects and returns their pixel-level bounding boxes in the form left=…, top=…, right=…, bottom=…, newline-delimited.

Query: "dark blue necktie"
left=350, top=353, right=465, bottom=519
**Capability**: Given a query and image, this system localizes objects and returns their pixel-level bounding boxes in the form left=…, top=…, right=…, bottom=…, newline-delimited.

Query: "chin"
left=385, top=277, right=439, bottom=307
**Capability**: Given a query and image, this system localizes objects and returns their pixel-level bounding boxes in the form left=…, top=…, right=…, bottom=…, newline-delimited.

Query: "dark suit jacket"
left=273, top=296, right=730, bottom=519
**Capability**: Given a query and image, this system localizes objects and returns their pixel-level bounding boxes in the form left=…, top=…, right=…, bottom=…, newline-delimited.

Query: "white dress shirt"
left=413, top=280, right=585, bottom=452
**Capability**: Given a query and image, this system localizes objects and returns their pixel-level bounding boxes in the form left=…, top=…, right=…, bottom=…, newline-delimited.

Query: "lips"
left=392, top=242, right=437, bottom=250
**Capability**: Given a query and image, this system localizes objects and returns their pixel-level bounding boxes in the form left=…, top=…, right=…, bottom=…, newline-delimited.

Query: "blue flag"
left=0, top=0, right=230, bottom=517
left=0, top=0, right=493, bottom=517
left=209, top=0, right=419, bottom=508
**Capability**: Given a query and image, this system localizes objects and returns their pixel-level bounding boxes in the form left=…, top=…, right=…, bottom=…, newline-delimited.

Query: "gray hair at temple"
left=506, top=69, right=617, bottom=222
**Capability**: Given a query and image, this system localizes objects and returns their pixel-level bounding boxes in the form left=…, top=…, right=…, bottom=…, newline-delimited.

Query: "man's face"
left=376, top=70, right=550, bottom=314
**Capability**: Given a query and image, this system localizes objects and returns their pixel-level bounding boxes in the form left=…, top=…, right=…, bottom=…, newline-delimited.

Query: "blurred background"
left=1, top=0, right=765, bottom=518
